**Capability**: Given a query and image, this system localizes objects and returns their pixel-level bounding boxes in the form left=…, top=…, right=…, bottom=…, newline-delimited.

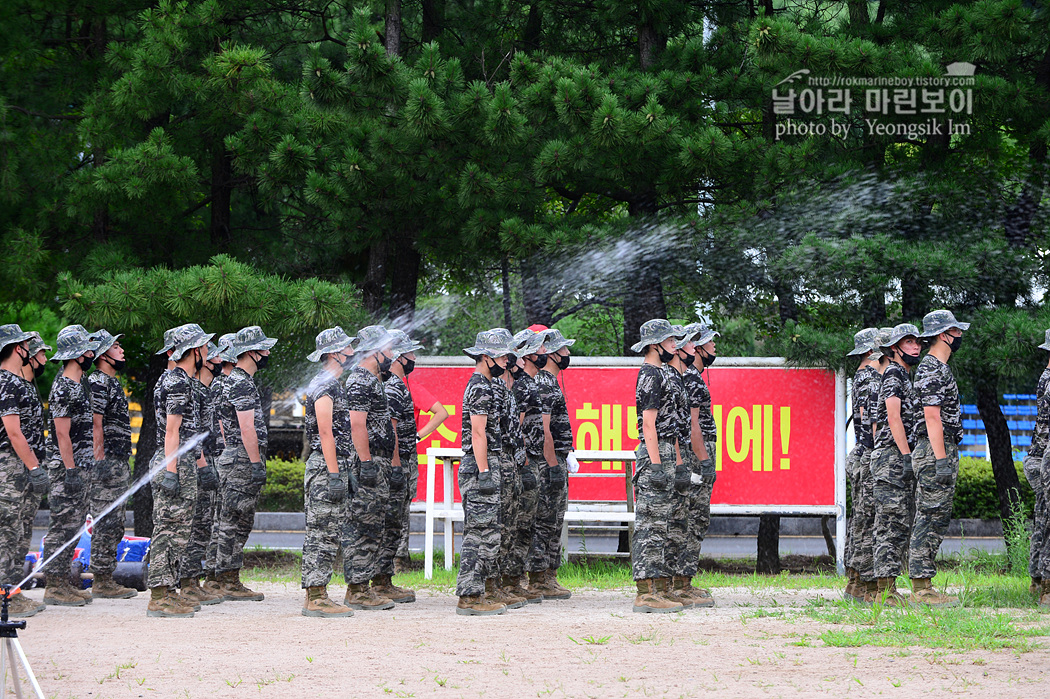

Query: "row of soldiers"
left=843, top=310, right=968, bottom=606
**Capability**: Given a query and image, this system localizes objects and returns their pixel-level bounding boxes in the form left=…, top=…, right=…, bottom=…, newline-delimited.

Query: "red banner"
left=410, top=365, right=836, bottom=507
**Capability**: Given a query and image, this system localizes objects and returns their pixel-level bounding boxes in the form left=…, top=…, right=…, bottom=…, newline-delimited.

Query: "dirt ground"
left=11, top=583, right=1049, bottom=699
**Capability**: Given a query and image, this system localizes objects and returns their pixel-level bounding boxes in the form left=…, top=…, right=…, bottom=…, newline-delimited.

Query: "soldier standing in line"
left=842, top=328, right=880, bottom=602
left=870, top=323, right=923, bottom=606
left=41, top=325, right=98, bottom=608
left=455, top=330, right=512, bottom=616
left=343, top=325, right=396, bottom=611
left=215, top=326, right=277, bottom=602
left=630, top=319, right=685, bottom=613
left=202, top=332, right=237, bottom=596
left=1025, top=330, right=1050, bottom=599
left=16, top=331, right=51, bottom=608
left=0, top=325, right=50, bottom=617
left=147, top=324, right=213, bottom=618
left=178, top=342, right=223, bottom=607
left=300, top=327, right=357, bottom=618
left=908, top=310, right=968, bottom=606
left=527, top=328, right=575, bottom=600
left=663, top=325, right=697, bottom=610
left=85, top=330, right=138, bottom=600
left=377, top=328, right=424, bottom=604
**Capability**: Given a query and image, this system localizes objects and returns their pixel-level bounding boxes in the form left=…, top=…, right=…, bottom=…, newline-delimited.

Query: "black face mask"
left=701, top=352, right=716, bottom=367
left=400, top=357, right=415, bottom=375
left=509, top=364, right=525, bottom=380
left=31, top=359, right=44, bottom=379
left=338, top=354, right=355, bottom=370
left=76, top=355, right=94, bottom=371
left=194, top=349, right=204, bottom=373
left=380, top=369, right=392, bottom=381
left=946, top=334, right=962, bottom=352
left=899, top=350, right=921, bottom=367
left=487, top=358, right=505, bottom=378
left=656, top=347, right=675, bottom=363
left=682, top=352, right=696, bottom=367
left=254, top=352, right=269, bottom=370
left=377, top=352, right=393, bottom=374
left=108, top=357, right=127, bottom=372
left=17, top=346, right=30, bottom=367
left=530, top=355, right=548, bottom=369
left=553, top=353, right=570, bottom=370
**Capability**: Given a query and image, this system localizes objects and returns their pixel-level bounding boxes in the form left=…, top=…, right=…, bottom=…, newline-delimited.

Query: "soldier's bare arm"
left=315, top=395, right=339, bottom=474
left=690, top=407, right=709, bottom=461
left=349, top=410, right=372, bottom=462
left=471, top=413, right=489, bottom=473
left=642, top=408, right=660, bottom=464
left=54, top=415, right=76, bottom=470
left=418, top=401, right=449, bottom=441
left=924, top=405, right=946, bottom=459
left=885, top=397, right=910, bottom=455
left=391, top=417, right=401, bottom=468
left=236, top=409, right=262, bottom=462
left=92, top=413, right=105, bottom=461
left=1, top=413, right=39, bottom=470
left=164, top=413, right=182, bottom=471
left=542, top=414, right=556, bottom=467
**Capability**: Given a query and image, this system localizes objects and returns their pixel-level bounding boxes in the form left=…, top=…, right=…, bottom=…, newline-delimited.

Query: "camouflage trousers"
left=509, top=455, right=541, bottom=580
left=455, top=455, right=501, bottom=597
left=632, top=442, right=676, bottom=581
left=496, top=452, right=522, bottom=578
left=215, top=446, right=264, bottom=574
left=871, top=445, right=915, bottom=579
left=181, top=456, right=218, bottom=580
left=147, top=452, right=199, bottom=589
left=42, top=459, right=90, bottom=578
left=87, top=457, right=131, bottom=577
left=843, top=444, right=864, bottom=567
left=527, top=454, right=569, bottom=573
left=301, top=451, right=352, bottom=589
left=18, top=470, right=42, bottom=585
left=673, top=442, right=717, bottom=577
left=908, top=438, right=959, bottom=580
left=0, top=452, right=31, bottom=587
left=1023, top=454, right=1045, bottom=579
left=394, top=454, right=418, bottom=560
left=1038, top=453, right=1050, bottom=579
left=848, top=447, right=877, bottom=581
left=375, top=458, right=406, bottom=578
left=343, top=453, right=392, bottom=584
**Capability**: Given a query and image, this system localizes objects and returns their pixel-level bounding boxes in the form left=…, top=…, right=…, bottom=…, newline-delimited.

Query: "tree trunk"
left=501, top=255, right=513, bottom=330
left=638, top=24, right=665, bottom=71
left=363, top=238, right=389, bottom=318
left=901, top=272, right=931, bottom=322
left=622, top=266, right=667, bottom=356
left=523, top=3, right=542, bottom=49
left=847, top=0, right=870, bottom=28
left=132, top=354, right=168, bottom=536
left=422, top=0, right=445, bottom=44
left=389, top=230, right=421, bottom=324
left=385, top=0, right=401, bottom=57
left=210, top=147, right=233, bottom=250
left=521, top=255, right=554, bottom=327
left=756, top=515, right=781, bottom=573
left=974, top=382, right=1023, bottom=524
left=860, top=292, right=884, bottom=328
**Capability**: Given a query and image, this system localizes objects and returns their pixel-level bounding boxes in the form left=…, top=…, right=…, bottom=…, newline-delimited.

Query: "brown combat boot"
left=370, top=573, right=416, bottom=603
left=302, top=586, right=354, bottom=618
left=843, top=567, right=860, bottom=601
left=146, top=587, right=195, bottom=618
left=542, top=568, right=572, bottom=600
left=527, top=570, right=549, bottom=597
left=501, top=574, right=538, bottom=605
left=456, top=594, right=506, bottom=616
left=43, top=579, right=87, bottom=607
left=875, top=577, right=907, bottom=607
left=202, top=573, right=223, bottom=596
left=92, top=572, right=138, bottom=599
left=485, top=577, right=525, bottom=609
left=1030, top=577, right=1042, bottom=596
left=655, top=577, right=692, bottom=609
left=219, top=569, right=264, bottom=602
left=858, top=579, right=878, bottom=605
left=1039, top=580, right=1050, bottom=608
left=344, top=582, right=394, bottom=611
left=7, top=593, right=45, bottom=618
left=673, top=575, right=714, bottom=608
left=910, top=578, right=958, bottom=607
left=515, top=574, right=543, bottom=604
left=633, top=579, right=684, bottom=614
left=180, top=577, right=223, bottom=606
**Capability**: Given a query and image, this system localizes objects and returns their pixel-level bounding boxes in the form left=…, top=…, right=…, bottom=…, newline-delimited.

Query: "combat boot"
left=146, top=587, right=194, bottom=618
left=502, top=574, right=539, bottom=605
left=673, top=575, right=714, bottom=608
left=485, top=577, right=525, bottom=609
left=542, top=569, right=572, bottom=600
left=515, top=575, right=543, bottom=604
left=632, top=579, right=684, bottom=614
left=92, top=572, right=138, bottom=599
left=1030, top=577, right=1042, bottom=596
left=70, top=583, right=93, bottom=604
left=202, top=572, right=223, bottom=596
left=843, top=567, right=860, bottom=601
left=527, top=570, right=549, bottom=597
left=344, top=582, right=394, bottom=611
left=910, top=578, right=958, bottom=607
left=7, top=593, right=45, bottom=618
left=180, top=577, right=223, bottom=606
left=653, top=577, right=692, bottom=608
left=302, top=586, right=354, bottom=618
left=370, top=573, right=416, bottom=604
left=859, top=579, right=879, bottom=606
left=456, top=594, right=506, bottom=616
left=1039, top=580, right=1050, bottom=608
left=219, top=569, right=264, bottom=601
left=875, top=577, right=907, bottom=607
left=43, top=579, right=87, bottom=607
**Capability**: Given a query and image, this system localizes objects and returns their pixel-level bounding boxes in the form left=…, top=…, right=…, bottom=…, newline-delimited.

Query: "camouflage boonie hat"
left=25, top=331, right=51, bottom=356
left=170, top=323, right=214, bottom=361
left=51, top=325, right=101, bottom=362
left=0, top=324, right=33, bottom=353
left=94, top=329, right=124, bottom=358
left=204, top=341, right=220, bottom=365
left=216, top=332, right=237, bottom=363
left=464, top=329, right=514, bottom=358
left=354, top=325, right=393, bottom=355
left=630, top=319, right=683, bottom=353
left=232, top=326, right=278, bottom=357
left=543, top=328, right=576, bottom=353
left=870, top=327, right=893, bottom=361
left=672, top=325, right=698, bottom=350
left=919, top=310, right=970, bottom=338
left=693, top=322, right=719, bottom=347
left=388, top=329, right=424, bottom=358
left=156, top=327, right=179, bottom=355
left=1038, top=329, right=1050, bottom=351
left=847, top=328, right=879, bottom=357
left=307, top=327, right=355, bottom=362
left=880, top=323, right=921, bottom=349
left=513, top=328, right=545, bottom=357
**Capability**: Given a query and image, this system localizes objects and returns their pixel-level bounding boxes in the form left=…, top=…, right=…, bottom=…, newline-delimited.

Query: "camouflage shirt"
left=88, top=370, right=132, bottom=461
left=209, top=373, right=229, bottom=453
left=221, top=368, right=268, bottom=455
left=635, top=363, right=679, bottom=443
left=536, top=370, right=572, bottom=454
left=912, top=354, right=963, bottom=445
left=666, top=366, right=691, bottom=446
left=461, top=372, right=501, bottom=456
left=305, top=369, right=352, bottom=457
left=191, top=378, right=217, bottom=459
left=0, top=369, right=46, bottom=462
left=154, top=366, right=201, bottom=447
left=47, top=374, right=94, bottom=468
left=1029, top=368, right=1050, bottom=460
left=873, top=363, right=921, bottom=451
left=684, top=365, right=717, bottom=442
left=385, top=374, right=417, bottom=460
left=345, top=366, right=395, bottom=457
left=513, top=372, right=544, bottom=457
left=499, top=378, right=526, bottom=459
left=853, top=365, right=880, bottom=429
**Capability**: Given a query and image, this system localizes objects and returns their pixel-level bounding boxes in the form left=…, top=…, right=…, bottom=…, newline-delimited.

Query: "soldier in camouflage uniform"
left=527, top=328, right=575, bottom=600
left=40, top=325, right=99, bottom=607
left=178, top=342, right=223, bottom=606
left=300, top=327, right=356, bottom=618
left=17, top=331, right=51, bottom=608
left=908, top=310, right=968, bottom=606
left=0, top=325, right=50, bottom=617
left=663, top=325, right=698, bottom=610
left=870, top=323, right=924, bottom=606
left=1026, top=330, right=1050, bottom=600
left=202, top=332, right=237, bottom=595
left=456, top=330, right=511, bottom=616
left=343, top=325, right=397, bottom=611
left=215, top=326, right=277, bottom=602
left=630, top=319, right=686, bottom=613
left=85, top=330, right=139, bottom=600
left=147, top=324, right=213, bottom=618
left=842, top=328, right=881, bottom=602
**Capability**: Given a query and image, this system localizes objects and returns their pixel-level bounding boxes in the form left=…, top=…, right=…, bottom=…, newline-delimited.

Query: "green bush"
left=953, top=457, right=1034, bottom=520
left=260, top=458, right=306, bottom=512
